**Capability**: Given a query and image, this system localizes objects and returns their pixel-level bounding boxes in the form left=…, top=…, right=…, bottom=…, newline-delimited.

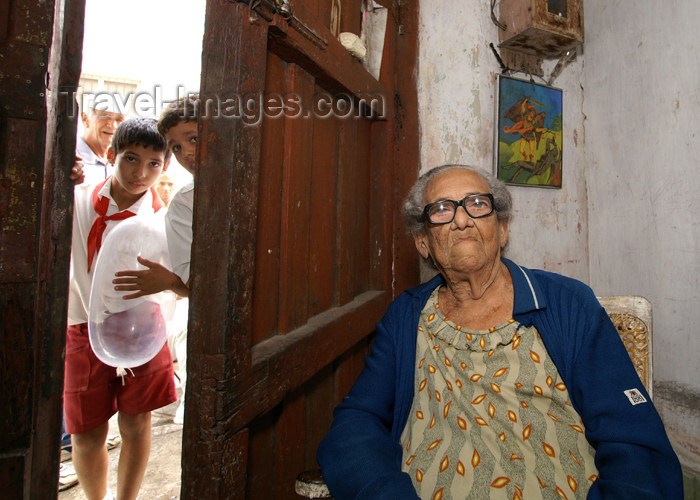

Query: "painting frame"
left=495, top=75, right=563, bottom=188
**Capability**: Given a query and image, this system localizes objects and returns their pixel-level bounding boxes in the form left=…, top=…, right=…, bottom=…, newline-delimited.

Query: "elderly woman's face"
left=414, top=169, right=508, bottom=277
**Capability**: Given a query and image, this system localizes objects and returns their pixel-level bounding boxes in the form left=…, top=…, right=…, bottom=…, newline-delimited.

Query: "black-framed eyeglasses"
left=421, top=193, right=495, bottom=225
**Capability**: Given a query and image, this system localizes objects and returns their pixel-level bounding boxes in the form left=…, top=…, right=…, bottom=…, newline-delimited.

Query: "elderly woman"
left=317, top=165, right=682, bottom=499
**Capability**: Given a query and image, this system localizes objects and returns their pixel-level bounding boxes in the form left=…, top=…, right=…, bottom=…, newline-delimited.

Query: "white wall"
left=584, top=0, right=700, bottom=473
left=418, top=0, right=700, bottom=475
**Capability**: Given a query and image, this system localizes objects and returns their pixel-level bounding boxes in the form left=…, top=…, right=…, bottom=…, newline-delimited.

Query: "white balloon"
left=88, top=216, right=172, bottom=368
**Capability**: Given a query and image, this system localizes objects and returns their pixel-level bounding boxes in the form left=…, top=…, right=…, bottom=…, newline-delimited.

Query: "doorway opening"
left=57, top=1, right=205, bottom=497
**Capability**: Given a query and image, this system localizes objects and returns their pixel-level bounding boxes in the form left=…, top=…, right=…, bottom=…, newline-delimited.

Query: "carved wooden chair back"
left=598, top=296, right=653, bottom=398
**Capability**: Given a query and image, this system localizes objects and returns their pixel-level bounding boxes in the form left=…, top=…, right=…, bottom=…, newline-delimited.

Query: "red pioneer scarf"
left=85, top=179, right=163, bottom=272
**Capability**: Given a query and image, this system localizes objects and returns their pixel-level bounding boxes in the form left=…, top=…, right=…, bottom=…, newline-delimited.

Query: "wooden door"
left=183, top=0, right=419, bottom=497
left=0, top=0, right=85, bottom=497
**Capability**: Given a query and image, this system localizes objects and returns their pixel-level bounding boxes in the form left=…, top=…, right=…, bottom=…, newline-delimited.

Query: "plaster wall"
left=417, top=1, right=588, bottom=281
left=583, top=0, right=700, bottom=473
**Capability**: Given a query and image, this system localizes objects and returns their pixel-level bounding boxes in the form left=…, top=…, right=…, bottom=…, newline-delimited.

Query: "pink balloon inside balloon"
left=90, top=301, right=167, bottom=368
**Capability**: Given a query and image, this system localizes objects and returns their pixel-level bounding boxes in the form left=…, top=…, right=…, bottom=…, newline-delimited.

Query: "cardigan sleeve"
left=317, top=301, right=420, bottom=500
left=558, top=286, right=683, bottom=499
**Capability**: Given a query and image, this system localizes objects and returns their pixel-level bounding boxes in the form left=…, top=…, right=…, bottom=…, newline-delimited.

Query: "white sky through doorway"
left=81, top=0, right=206, bottom=186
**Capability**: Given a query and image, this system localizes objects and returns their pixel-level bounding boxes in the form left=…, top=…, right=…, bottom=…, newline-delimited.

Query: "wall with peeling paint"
left=584, top=0, right=700, bottom=476
left=417, top=0, right=588, bottom=280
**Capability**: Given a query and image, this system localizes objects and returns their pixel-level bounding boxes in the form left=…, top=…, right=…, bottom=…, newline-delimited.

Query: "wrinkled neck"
left=438, top=260, right=514, bottom=330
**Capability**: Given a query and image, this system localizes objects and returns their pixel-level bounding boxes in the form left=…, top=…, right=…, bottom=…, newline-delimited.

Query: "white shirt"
left=68, top=178, right=160, bottom=325
left=165, top=180, right=194, bottom=283
left=76, top=136, right=113, bottom=185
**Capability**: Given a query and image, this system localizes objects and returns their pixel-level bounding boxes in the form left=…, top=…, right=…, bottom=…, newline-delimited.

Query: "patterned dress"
left=400, top=287, right=598, bottom=499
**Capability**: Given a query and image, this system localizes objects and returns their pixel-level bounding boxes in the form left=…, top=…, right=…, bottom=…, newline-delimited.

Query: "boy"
left=61, top=103, right=125, bottom=494
left=159, top=95, right=197, bottom=291
left=65, top=117, right=177, bottom=500
left=113, top=96, right=198, bottom=425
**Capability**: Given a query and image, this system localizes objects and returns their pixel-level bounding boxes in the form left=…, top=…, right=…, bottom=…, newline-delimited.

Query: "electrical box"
left=498, top=0, right=584, bottom=58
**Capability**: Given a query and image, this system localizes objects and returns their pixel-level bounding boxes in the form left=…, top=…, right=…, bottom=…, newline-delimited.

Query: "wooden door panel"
left=278, top=64, right=315, bottom=333
left=0, top=0, right=85, bottom=496
left=246, top=347, right=367, bottom=499
left=184, top=0, right=419, bottom=497
left=336, top=119, right=362, bottom=305
left=274, top=390, right=306, bottom=497
left=304, top=366, right=335, bottom=467
left=351, top=119, right=373, bottom=298
left=183, top=8, right=267, bottom=496
left=308, top=89, right=339, bottom=316
left=339, top=0, right=363, bottom=34
left=253, top=57, right=380, bottom=340
left=247, top=411, right=276, bottom=500
left=312, top=0, right=333, bottom=31
left=222, top=290, right=388, bottom=430
left=253, top=51, right=286, bottom=345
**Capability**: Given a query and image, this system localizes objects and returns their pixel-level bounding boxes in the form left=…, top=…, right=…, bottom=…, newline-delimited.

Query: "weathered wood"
left=304, top=366, right=335, bottom=469
left=0, top=0, right=84, bottom=497
left=213, top=291, right=388, bottom=435
left=189, top=2, right=267, bottom=361
left=335, top=119, right=360, bottom=306
left=368, top=115, right=392, bottom=293
left=340, top=0, right=363, bottom=35
left=308, top=85, right=339, bottom=317
left=184, top=0, right=420, bottom=497
left=0, top=117, right=43, bottom=281
left=354, top=119, right=372, bottom=292
left=0, top=0, right=53, bottom=123
left=274, top=390, right=306, bottom=498
left=222, top=428, right=250, bottom=499
left=182, top=2, right=268, bottom=496
left=252, top=51, right=286, bottom=345
left=312, top=0, right=332, bottom=31
left=267, top=0, right=386, bottom=99
left=246, top=411, right=275, bottom=500
left=0, top=284, right=35, bottom=497
left=30, top=0, right=86, bottom=496
left=388, top=0, right=421, bottom=296
left=278, top=64, right=315, bottom=333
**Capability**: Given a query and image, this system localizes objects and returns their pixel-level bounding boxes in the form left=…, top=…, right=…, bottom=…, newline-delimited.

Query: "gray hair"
left=402, top=164, right=512, bottom=236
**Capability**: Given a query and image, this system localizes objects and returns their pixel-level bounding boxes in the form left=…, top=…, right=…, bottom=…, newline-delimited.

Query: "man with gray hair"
left=75, top=103, right=126, bottom=184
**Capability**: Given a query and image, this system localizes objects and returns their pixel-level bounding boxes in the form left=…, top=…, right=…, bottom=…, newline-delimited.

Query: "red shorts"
left=63, top=323, right=177, bottom=434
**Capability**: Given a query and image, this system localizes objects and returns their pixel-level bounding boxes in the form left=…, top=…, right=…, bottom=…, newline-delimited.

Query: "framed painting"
left=496, top=75, right=563, bottom=188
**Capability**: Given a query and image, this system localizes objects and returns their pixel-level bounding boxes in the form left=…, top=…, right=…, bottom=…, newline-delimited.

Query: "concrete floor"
left=58, top=396, right=184, bottom=499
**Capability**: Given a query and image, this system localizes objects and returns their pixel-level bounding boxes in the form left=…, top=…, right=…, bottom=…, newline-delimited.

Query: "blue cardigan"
left=317, top=258, right=683, bottom=499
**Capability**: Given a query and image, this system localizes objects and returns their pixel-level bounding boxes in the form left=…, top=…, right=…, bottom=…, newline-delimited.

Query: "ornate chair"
left=598, top=295, right=653, bottom=398
left=296, top=296, right=654, bottom=498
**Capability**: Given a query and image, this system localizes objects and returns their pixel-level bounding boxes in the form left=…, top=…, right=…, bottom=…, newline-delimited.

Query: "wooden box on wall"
left=498, top=0, right=584, bottom=58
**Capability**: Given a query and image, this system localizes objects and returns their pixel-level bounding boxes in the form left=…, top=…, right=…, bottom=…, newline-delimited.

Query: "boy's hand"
left=113, top=256, right=188, bottom=299
left=71, top=156, right=85, bottom=185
